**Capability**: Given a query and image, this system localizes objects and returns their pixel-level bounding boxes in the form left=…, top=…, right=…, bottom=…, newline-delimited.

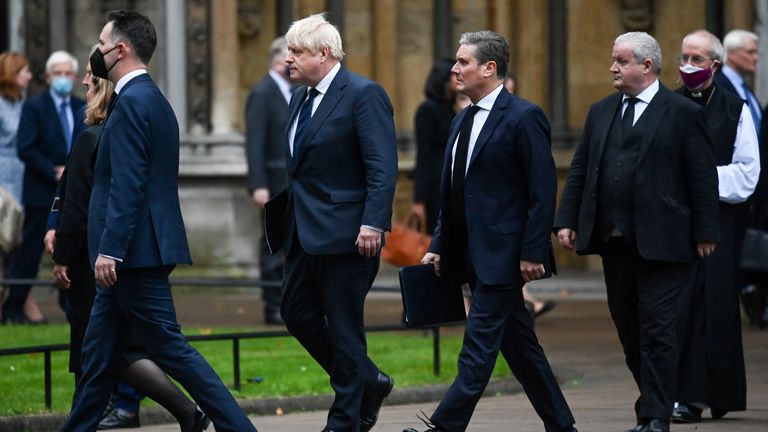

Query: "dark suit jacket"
left=428, top=89, right=557, bottom=287
left=284, top=67, right=397, bottom=255
left=88, top=74, right=192, bottom=268
left=555, top=84, right=720, bottom=262
left=53, top=125, right=100, bottom=266
left=17, top=91, right=84, bottom=207
left=713, top=68, right=739, bottom=97
left=244, top=74, right=290, bottom=195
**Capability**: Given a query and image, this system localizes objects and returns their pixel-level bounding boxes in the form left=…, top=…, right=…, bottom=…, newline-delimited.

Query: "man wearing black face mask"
left=672, top=30, right=759, bottom=424
left=61, top=10, right=257, bottom=432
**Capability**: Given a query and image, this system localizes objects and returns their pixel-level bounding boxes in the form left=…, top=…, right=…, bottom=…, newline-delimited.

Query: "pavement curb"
left=0, top=376, right=533, bottom=432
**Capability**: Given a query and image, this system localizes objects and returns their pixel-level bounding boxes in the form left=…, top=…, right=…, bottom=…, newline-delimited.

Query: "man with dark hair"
left=244, top=36, right=291, bottom=325
left=556, top=32, right=719, bottom=432
left=61, top=10, right=256, bottom=432
left=404, top=30, right=576, bottom=432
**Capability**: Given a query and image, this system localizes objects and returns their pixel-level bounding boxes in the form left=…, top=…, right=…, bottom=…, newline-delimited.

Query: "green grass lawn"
left=0, top=325, right=511, bottom=416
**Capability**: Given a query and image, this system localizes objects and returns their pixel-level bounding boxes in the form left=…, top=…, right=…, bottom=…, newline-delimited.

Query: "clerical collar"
left=686, top=84, right=715, bottom=106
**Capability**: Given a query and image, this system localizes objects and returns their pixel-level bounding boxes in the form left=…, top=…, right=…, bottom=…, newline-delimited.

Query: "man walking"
left=276, top=13, right=398, bottom=432
left=61, top=10, right=255, bottom=432
left=555, top=32, right=720, bottom=432
left=404, top=31, right=577, bottom=432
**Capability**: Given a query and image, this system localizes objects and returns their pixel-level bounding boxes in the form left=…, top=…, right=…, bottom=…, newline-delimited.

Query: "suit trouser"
left=600, top=237, right=689, bottom=423
left=3, top=206, right=48, bottom=320
left=281, top=237, right=381, bottom=432
left=61, top=266, right=255, bottom=432
left=431, top=282, right=575, bottom=432
left=259, top=212, right=284, bottom=314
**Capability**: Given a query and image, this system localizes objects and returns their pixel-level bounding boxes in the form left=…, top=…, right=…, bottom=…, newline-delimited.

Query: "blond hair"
left=85, top=76, right=115, bottom=126
left=286, top=13, right=345, bottom=60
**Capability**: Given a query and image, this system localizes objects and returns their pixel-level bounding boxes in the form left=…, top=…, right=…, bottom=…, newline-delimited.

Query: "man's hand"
left=520, top=260, right=545, bottom=282
left=252, top=188, right=270, bottom=208
left=355, top=226, right=383, bottom=257
left=44, top=229, right=56, bottom=256
left=54, top=165, right=65, bottom=182
left=421, top=252, right=441, bottom=276
left=557, top=228, right=577, bottom=251
left=697, top=242, right=716, bottom=258
left=410, top=203, right=426, bottom=220
left=53, top=264, right=70, bottom=290
left=94, top=256, right=118, bottom=287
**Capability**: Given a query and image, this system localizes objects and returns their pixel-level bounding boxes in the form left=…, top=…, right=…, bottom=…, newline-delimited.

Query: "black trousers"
left=600, top=237, right=690, bottom=423
left=2, top=206, right=49, bottom=320
left=431, top=281, right=575, bottom=432
left=281, top=232, right=382, bottom=431
left=259, top=212, right=284, bottom=315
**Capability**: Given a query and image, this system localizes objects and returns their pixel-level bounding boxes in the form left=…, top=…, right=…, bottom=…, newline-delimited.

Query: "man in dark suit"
left=404, top=31, right=576, bottom=432
left=2, top=51, right=84, bottom=324
left=555, top=32, right=720, bottom=432
left=713, top=29, right=761, bottom=127
left=244, top=36, right=292, bottom=324
left=61, top=10, right=255, bottom=432
left=671, top=30, right=758, bottom=424
left=277, top=13, right=397, bottom=432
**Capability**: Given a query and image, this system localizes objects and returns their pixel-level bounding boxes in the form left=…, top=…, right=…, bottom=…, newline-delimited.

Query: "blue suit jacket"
left=429, top=89, right=557, bottom=286
left=88, top=74, right=192, bottom=269
left=284, top=67, right=397, bottom=255
left=17, top=91, right=84, bottom=207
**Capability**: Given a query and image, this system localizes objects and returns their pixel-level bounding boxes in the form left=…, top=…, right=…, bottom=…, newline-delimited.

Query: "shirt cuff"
left=361, top=225, right=383, bottom=232
left=99, top=254, right=124, bottom=262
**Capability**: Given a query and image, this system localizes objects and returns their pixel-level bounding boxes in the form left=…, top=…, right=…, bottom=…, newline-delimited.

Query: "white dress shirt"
left=451, top=84, right=505, bottom=176
left=722, top=64, right=762, bottom=125
left=49, top=89, right=74, bottom=140
left=288, top=62, right=341, bottom=156
left=268, top=69, right=292, bottom=104
left=621, top=79, right=659, bottom=126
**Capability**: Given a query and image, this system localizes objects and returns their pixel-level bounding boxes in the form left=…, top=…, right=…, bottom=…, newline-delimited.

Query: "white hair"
left=286, top=13, right=345, bottom=60
left=615, top=32, right=662, bottom=75
left=45, top=50, right=79, bottom=74
left=722, top=29, right=758, bottom=65
left=682, top=30, right=724, bottom=62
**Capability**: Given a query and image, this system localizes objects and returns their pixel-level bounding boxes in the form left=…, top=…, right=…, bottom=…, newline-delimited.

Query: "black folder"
left=264, top=189, right=289, bottom=254
left=399, top=264, right=467, bottom=328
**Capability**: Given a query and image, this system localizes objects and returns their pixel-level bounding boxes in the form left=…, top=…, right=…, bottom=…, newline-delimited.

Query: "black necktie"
left=622, top=97, right=638, bottom=137
left=293, top=88, right=320, bottom=158
left=449, top=105, right=481, bottom=226
left=106, top=91, right=118, bottom=118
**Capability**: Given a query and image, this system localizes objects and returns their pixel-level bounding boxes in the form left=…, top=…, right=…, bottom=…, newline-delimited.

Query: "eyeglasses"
left=679, top=54, right=712, bottom=66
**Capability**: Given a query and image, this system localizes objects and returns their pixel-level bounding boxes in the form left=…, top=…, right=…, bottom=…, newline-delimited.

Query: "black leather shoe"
left=403, top=428, right=445, bottom=432
left=97, top=408, right=139, bottom=429
left=711, top=408, right=728, bottom=419
left=188, top=407, right=211, bottom=432
left=626, top=423, right=646, bottom=432
left=265, top=311, right=284, bottom=325
left=360, top=372, right=394, bottom=432
left=672, top=402, right=702, bottom=423
left=644, top=419, right=669, bottom=432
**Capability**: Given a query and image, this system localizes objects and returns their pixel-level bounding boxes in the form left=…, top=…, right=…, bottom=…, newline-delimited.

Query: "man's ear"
left=711, top=59, right=721, bottom=73
left=319, top=46, right=330, bottom=62
left=642, top=58, right=654, bottom=74
left=484, top=60, right=497, bottom=78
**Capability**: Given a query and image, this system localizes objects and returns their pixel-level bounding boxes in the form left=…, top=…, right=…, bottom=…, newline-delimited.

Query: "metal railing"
left=0, top=277, right=450, bottom=411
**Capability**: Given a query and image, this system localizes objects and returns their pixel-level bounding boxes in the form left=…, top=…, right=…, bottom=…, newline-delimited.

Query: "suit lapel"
left=467, top=90, right=508, bottom=170
left=294, top=69, right=347, bottom=165
left=636, top=85, right=670, bottom=163
left=285, top=86, right=306, bottom=173
left=594, top=93, right=623, bottom=163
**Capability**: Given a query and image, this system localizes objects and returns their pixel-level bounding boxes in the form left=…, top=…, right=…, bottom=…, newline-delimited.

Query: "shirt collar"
left=313, top=62, right=341, bottom=96
left=475, top=84, right=505, bottom=111
left=623, top=79, right=659, bottom=104
left=115, top=69, right=148, bottom=94
left=268, top=69, right=292, bottom=93
left=721, top=64, right=744, bottom=87
left=48, top=89, right=70, bottom=107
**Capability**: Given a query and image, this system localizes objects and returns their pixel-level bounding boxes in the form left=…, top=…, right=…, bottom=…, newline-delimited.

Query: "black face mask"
left=90, top=45, right=119, bottom=79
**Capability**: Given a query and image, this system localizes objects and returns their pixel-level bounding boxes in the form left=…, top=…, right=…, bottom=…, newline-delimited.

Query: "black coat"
left=555, top=84, right=720, bottom=262
left=412, top=98, right=455, bottom=233
left=244, top=74, right=290, bottom=195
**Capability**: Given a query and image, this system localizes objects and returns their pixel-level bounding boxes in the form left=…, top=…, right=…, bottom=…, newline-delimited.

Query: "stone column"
left=433, top=0, right=452, bottom=60
left=756, top=0, right=768, bottom=103
left=210, top=0, right=240, bottom=135
left=165, top=0, right=187, bottom=133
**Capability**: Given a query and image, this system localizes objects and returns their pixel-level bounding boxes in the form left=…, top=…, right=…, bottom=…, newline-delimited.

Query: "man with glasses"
left=672, top=29, right=758, bottom=424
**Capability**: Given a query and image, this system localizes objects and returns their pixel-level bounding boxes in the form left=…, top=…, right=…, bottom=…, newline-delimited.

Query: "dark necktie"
left=293, top=88, right=320, bottom=158
left=622, top=97, right=638, bottom=137
left=449, top=105, right=481, bottom=225
left=58, top=101, right=72, bottom=152
left=106, top=91, right=118, bottom=118
left=742, top=82, right=762, bottom=127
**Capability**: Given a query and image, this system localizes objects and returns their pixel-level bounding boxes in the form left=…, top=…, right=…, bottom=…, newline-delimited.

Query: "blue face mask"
left=51, top=76, right=74, bottom=96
